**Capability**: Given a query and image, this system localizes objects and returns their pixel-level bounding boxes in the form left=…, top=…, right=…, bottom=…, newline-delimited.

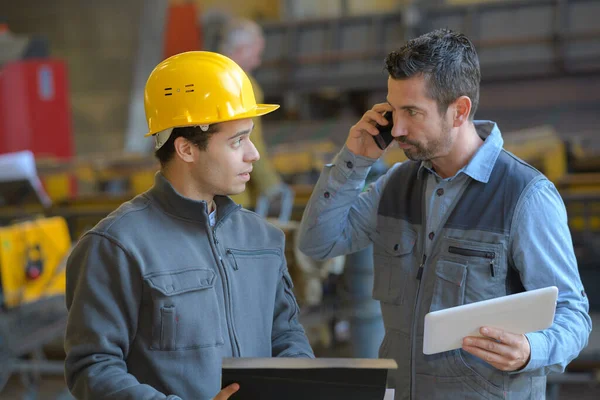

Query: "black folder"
left=221, top=357, right=397, bottom=400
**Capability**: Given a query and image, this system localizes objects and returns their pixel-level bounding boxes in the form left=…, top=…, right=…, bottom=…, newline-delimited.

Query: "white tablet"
left=423, top=286, right=558, bottom=355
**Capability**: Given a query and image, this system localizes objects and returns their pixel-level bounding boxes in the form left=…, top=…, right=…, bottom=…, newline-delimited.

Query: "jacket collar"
left=148, top=172, right=240, bottom=224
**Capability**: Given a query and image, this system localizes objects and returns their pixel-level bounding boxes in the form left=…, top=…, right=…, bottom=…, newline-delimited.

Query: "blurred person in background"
left=298, top=28, right=591, bottom=399
left=64, top=51, right=313, bottom=400
left=215, top=18, right=289, bottom=214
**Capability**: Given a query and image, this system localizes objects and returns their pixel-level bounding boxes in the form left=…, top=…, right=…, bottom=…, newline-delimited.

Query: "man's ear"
left=174, top=137, right=195, bottom=163
left=452, top=96, right=472, bottom=128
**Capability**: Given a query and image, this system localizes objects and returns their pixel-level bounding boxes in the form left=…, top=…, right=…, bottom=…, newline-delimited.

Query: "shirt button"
left=346, top=161, right=354, bottom=169
left=324, top=191, right=330, bottom=199
left=428, top=232, right=435, bottom=240
left=436, top=188, right=444, bottom=196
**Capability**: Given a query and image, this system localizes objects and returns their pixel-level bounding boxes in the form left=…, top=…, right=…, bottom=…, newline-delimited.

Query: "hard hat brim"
left=254, top=103, right=280, bottom=117
left=145, top=103, right=280, bottom=137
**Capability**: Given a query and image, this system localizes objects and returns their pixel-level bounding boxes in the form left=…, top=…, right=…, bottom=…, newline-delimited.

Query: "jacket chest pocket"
left=225, top=248, right=281, bottom=271
left=145, top=268, right=224, bottom=351
left=372, top=230, right=417, bottom=305
left=224, top=248, right=282, bottom=316
left=225, top=248, right=281, bottom=290
left=444, top=239, right=506, bottom=304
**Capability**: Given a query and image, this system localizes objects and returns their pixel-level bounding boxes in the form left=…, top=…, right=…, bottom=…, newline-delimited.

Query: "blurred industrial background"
left=0, top=0, right=599, bottom=398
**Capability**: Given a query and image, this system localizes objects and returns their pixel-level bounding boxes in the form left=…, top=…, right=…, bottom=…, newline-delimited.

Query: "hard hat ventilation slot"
left=185, top=84, right=194, bottom=93
left=164, top=87, right=173, bottom=97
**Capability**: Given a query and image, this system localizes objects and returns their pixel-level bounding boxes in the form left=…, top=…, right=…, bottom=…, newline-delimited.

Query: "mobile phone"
left=373, top=111, right=394, bottom=150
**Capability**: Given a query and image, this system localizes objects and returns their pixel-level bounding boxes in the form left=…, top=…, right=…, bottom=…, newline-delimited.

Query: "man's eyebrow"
left=386, top=99, right=423, bottom=112
left=227, top=125, right=254, bottom=140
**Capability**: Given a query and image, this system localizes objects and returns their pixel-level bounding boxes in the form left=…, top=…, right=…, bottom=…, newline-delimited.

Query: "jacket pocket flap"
left=376, top=229, right=417, bottom=256
left=146, top=268, right=215, bottom=296
left=435, top=260, right=467, bottom=286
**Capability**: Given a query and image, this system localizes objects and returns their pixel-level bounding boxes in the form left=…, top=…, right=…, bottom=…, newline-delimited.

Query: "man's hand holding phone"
left=345, top=103, right=394, bottom=159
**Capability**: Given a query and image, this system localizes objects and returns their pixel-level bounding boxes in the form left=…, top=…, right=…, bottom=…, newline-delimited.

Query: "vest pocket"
left=448, top=246, right=496, bottom=277
left=444, top=239, right=505, bottom=304
left=372, top=229, right=417, bottom=305
left=429, top=260, right=467, bottom=313
left=451, top=349, right=506, bottom=397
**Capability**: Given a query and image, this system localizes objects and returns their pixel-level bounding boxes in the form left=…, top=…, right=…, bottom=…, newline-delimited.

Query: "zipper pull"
left=213, top=229, right=219, bottom=245
left=417, top=254, right=426, bottom=281
left=226, top=250, right=239, bottom=271
left=486, top=252, right=496, bottom=277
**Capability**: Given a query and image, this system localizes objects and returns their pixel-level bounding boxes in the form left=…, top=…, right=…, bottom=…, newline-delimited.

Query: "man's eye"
left=407, top=109, right=417, bottom=117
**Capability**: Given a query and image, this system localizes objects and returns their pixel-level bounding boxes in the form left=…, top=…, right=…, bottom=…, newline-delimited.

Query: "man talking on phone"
left=297, top=29, right=591, bottom=399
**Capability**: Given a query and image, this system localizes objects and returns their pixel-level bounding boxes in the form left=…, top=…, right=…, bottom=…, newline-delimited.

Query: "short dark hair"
left=384, top=28, right=481, bottom=120
left=154, top=124, right=220, bottom=167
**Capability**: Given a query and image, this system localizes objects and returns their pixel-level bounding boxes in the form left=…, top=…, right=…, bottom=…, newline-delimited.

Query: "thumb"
left=215, top=383, right=240, bottom=399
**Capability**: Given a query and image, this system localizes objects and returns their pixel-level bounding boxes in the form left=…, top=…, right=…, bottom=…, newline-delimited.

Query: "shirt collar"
left=418, top=120, right=503, bottom=183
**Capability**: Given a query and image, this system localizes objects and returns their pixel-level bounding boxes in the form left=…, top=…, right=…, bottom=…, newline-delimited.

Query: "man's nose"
left=391, top=117, right=408, bottom=137
left=245, top=140, right=260, bottom=163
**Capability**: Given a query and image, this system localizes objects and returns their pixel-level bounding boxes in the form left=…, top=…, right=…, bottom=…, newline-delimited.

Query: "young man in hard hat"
left=64, top=51, right=314, bottom=400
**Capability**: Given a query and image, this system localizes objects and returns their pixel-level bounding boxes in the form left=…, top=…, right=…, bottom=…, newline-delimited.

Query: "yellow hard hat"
left=144, top=51, right=279, bottom=146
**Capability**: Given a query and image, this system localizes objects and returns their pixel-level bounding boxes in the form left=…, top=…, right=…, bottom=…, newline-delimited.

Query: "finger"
left=215, top=383, right=240, bottom=399
left=353, top=121, right=381, bottom=137
left=480, top=327, right=518, bottom=347
left=464, top=344, right=526, bottom=371
left=363, top=110, right=390, bottom=127
left=371, top=102, right=393, bottom=114
left=462, top=345, right=509, bottom=370
left=463, top=337, right=512, bottom=356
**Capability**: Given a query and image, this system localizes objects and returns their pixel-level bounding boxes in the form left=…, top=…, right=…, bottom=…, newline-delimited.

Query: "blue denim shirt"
left=299, top=121, right=591, bottom=398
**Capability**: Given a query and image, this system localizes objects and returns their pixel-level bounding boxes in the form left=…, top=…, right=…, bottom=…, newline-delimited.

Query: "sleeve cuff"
left=511, top=332, right=548, bottom=374
left=329, top=146, right=378, bottom=181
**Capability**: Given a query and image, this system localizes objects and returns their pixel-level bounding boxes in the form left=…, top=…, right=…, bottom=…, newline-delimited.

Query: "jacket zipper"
left=416, top=254, right=426, bottom=281
left=212, top=228, right=241, bottom=356
left=226, top=249, right=280, bottom=271
left=448, top=246, right=496, bottom=277
left=210, top=206, right=242, bottom=357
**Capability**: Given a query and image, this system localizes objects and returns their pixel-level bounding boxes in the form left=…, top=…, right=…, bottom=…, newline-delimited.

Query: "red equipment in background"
left=163, top=3, right=202, bottom=59
left=0, top=59, right=73, bottom=159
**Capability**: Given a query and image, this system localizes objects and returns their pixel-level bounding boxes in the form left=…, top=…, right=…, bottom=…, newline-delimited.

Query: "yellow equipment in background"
left=0, top=216, right=71, bottom=308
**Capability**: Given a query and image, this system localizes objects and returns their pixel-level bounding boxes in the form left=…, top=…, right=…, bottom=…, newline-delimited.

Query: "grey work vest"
left=373, top=150, right=547, bottom=399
